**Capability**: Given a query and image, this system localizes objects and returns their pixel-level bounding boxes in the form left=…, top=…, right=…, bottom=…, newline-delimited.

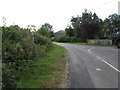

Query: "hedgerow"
left=2, top=25, right=52, bottom=88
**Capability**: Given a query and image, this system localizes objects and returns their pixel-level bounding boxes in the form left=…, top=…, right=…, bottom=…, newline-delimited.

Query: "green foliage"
left=2, top=60, right=34, bottom=88
left=34, top=33, right=51, bottom=45
left=2, top=25, right=52, bottom=88
left=55, top=10, right=103, bottom=43
left=17, top=44, right=66, bottom=88
left=64, top=10, right=102, bottom=42
left=37, top=23, right=53, bottom=38
left=55, top=36, right=76, bottom=42
left=80, top=20, right=101, bottom=40
left=100, top=13, right=120, bottom=39
left=65, top=26, right=74, bottom=37
left=2, top=26, right=34, bottom=62
left=64, top=11, right=120, bottom=41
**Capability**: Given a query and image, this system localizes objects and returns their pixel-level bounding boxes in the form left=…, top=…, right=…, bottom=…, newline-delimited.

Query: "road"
left=54, top=42, right=119, bottom=88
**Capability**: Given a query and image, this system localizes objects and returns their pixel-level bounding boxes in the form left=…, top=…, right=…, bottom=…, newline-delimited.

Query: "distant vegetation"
left=2, top=23, right=54, bottom=88
left=55, top=9, right=120, bottom=42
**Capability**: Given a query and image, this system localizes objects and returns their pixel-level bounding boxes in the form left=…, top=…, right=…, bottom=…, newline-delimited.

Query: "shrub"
left=34, top=33, right=51, bottom=45
left=2, top=60, right=34, bottom=88
left=55, top=36, right=69, bottom=42
left=2, top=26, right=33, bottom=62
left=2, top=25, right=52, bottom=88
left=55, top=36, right=77, bottom=42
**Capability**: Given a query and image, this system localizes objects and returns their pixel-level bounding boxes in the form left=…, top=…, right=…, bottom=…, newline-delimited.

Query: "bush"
left=34, top=33, right=51, bottom=45
left=55, top=36, right=69, bottom=42
left=2, top=26, right=34, bottom=62
left=2, top=60, right=34, bottom=88
left=55, top=36, right=77, bottom=42
left=2, top=25, right=52, bottom=88
left=69, top=37, right=76, bottom=42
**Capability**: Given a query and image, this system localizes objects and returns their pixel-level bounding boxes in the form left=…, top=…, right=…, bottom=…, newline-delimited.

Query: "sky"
left=0, top=0, right=119, bottom=32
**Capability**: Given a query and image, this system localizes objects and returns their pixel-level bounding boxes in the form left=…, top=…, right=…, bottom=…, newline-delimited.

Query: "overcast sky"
left=0, top=0, right=119, bottom=32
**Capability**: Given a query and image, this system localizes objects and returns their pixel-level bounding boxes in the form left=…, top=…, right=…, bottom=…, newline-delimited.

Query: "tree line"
left=55, top=9, right=120, bottom=42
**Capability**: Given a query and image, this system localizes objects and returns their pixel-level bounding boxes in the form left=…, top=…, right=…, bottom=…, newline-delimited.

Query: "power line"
left=90, top=0, right=119, bottom=10
left=88, top=0, right=119, bottom=19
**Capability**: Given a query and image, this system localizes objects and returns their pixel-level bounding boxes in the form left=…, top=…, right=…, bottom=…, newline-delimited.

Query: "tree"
left=92, top=13, right=103, bottom=39
left=69, top=10, right=101, bottom=42
left=81, top=9, right=92, bottom=22
left=65, top=26, right=74, bottom=37
left=101, top=18, right=111, bottom=39
left=42, top=23, right=53, bottom=31
left=71, top=16, right=81, bottom=39
left=100, top=13, right=120, bottom=39
left=37, top=23, right=53, bottom=38
left=27, top=25, right=36, bottom=31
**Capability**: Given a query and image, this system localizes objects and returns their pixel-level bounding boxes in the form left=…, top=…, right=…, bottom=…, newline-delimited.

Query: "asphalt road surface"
left=54, top=42, right=119, bottom=88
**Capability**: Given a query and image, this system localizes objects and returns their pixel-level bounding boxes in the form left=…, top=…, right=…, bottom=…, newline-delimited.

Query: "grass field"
left=18, top=44, right=67, bottom=88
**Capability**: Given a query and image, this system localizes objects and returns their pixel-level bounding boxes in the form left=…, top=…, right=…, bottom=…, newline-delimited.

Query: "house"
left=54, top=30, right=65, bottom=38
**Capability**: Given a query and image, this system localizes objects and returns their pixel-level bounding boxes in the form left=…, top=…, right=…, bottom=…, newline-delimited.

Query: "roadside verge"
left=18, top=44, right=68, bottom=88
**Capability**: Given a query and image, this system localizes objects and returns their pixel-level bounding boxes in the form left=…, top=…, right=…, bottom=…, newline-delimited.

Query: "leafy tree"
left=109, top=13, right=120, bottom=28
left=65, top=26, right=74, bottom=37
left=100, top=13, right=120, bottom=39
left=81, top=12, right=102, bottom=40
left=101, top=18, right=111, bottom=39
left=27, top=25, right=36, bottom=31
left=66, top=10, right=101, bottom=42
left=81, top=9, right=92, bottom=22
left=37, top=23, right=53, bottom=38
left=80, top=20, right=100, bottom=40
left=71, top=16, right=81, bottom=39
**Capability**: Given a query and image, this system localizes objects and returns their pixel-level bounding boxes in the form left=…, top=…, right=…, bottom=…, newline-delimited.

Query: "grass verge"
left=57, top=42, right=112, bottom=47
left=18, top=44, right=67, bottom=88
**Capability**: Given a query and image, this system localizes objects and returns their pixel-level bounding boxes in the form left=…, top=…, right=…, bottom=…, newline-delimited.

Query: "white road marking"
left=96, top=56, right=120, bottom=72
left=88, top=47, right=94, bottom=53
left=88, top=47, right=120, bottom=73
left=102, top=59, right=120, bottom=73
left=96, top=68, right=102, bottom=71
